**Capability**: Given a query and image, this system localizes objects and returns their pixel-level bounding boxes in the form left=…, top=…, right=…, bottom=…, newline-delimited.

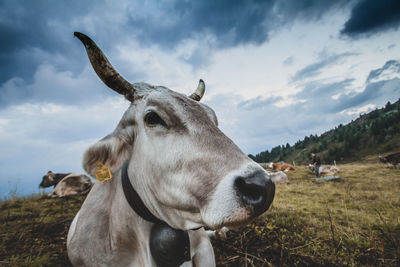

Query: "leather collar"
left=121, top=161, right=163, bottom=224
left=120, top=161, right=191, bottom=266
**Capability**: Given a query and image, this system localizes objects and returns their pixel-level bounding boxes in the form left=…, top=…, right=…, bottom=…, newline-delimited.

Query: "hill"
left=1, top=162, right=399, bottom=266
left=249, top=99, right=400, bottom=164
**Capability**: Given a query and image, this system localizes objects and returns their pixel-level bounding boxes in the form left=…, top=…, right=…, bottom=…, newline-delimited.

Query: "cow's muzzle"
left=234, top=173, right=275, bottom=216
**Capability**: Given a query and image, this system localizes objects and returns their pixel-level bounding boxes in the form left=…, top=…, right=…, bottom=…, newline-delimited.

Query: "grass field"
left=1, top=162, right=399, bottom=266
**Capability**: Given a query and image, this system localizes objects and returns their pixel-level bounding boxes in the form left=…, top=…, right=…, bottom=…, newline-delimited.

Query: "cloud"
left=0, top=61, right=117, bottom=108
left=341, top=0, right=400, bottom=37
left=366, top=60, right=400, bottom=83
left=334, top=60, right=400, bottom=110
left=0, top=1, right=93, bottom=84
left=293, top=60, right=400, bottom=113
left=283, top=56, right=295, bottom=66
left=292, top=52, right=358, bottom=82
left=340, top=103, right=376, bottom=116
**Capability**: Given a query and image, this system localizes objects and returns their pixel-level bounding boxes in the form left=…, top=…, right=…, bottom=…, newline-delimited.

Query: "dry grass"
left=1, top=162, right=399, bottom=266
left=0, top=195, right=84, bottom=266
left=214, top=163, right=400, bottom=266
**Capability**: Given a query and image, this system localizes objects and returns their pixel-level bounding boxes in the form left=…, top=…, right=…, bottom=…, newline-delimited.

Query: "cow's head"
left=76, top=32, right=275, bottom=230
left=40, top=171, right=57, bottom=188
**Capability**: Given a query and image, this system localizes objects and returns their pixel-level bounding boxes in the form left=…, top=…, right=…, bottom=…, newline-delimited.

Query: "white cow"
left=48, top=174, right=92, bottom=197
left=309, top=164, right=340, bottom=175
left=266, top=171, right=289, bottom=184
left=40, top=171, right=93, bottom=197
left=67, top=32, right=275, bottom=267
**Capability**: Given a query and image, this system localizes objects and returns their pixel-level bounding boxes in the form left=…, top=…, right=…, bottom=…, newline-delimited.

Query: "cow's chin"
left=202, top=207, right=258, bottom=230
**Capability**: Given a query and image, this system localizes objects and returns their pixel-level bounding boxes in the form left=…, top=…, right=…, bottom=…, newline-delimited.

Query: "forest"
left=249, top=99, right=400, bottom=164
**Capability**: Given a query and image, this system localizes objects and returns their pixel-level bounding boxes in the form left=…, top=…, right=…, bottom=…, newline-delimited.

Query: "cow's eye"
left=144, top=111, right=167, bottom=127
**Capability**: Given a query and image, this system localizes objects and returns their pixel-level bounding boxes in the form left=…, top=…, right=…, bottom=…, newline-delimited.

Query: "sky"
left=1, top=0, right=400, bottom=198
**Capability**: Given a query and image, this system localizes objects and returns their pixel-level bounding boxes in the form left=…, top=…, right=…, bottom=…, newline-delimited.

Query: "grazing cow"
left=67, top=32, right=275, bottom=267
left=48, top=173, right=93, bottom=198
left=266, top=171, right=289, bottom=184
left=379, top=152, right=400, bottom=168
left=39, top=171, right=71, bottom=188
left=267, top=162, right=295, bottom=172
left=309, top=164, right=340, bottom=175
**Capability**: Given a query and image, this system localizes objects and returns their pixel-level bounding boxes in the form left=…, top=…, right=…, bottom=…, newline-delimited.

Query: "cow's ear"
left=82, top=134, right=132, bottom=178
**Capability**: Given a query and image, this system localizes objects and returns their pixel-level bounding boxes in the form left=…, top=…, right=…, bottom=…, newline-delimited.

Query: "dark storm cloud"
left=133, top=0, right=348, bottom=48
left=292, top=52, right=357, bottom=82
left=0, top=1, right=93, bottom=84
left=341, top=0, right=400, bottom=37
left=0, top=0, right=348, bottom=85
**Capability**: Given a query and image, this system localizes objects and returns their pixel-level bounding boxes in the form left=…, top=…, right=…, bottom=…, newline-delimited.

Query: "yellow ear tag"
left=95, top=162, right=112, bottom=183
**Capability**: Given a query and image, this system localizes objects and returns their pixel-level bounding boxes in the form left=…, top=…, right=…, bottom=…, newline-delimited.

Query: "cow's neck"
left=107, top=171, right=151, bottom=257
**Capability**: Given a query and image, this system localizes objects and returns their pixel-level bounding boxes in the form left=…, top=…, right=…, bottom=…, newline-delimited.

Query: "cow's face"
left=76, top=32, right=275, bottom=231
left=40, top=171, right=56, bottom=188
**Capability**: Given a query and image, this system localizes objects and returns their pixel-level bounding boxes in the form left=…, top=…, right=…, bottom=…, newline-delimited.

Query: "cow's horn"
left=189, top=79, right=205, bottom=101
left=74, top=32, right=135, bottom=100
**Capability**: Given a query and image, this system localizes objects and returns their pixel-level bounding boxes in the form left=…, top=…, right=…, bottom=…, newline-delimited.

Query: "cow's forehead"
left=132, top=82, right=217, bottom=125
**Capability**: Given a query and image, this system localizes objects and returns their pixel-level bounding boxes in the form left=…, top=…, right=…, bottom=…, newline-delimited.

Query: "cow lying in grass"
left=266, top=171, right=289, bottom=184
left=267, top=162, right=295, bottom=172
left=308, top=164, right=340, bottom=175
left=40, top=171, right=70, bottom=188
left=40, top=171, right=93, bottom=197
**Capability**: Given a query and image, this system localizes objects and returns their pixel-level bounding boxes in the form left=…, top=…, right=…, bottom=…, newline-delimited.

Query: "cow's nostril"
left=234, top=174, right=275, bottom=216
left=235, top=178, right=264, bottom=204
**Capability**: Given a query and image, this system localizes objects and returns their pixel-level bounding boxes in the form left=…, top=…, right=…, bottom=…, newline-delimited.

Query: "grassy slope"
left=1, top=162, right=399, bottom=266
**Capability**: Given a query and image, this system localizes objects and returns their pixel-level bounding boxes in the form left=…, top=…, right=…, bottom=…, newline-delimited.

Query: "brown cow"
left=267, top=162, right=295, bottom=172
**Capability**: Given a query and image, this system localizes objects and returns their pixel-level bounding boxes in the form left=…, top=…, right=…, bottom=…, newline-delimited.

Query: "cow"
left=379, top=152, right=400, bottom=168
left=67, top=32, right=275, bottom=267
left=266, top=171, right=289, bottom=184
left=267, top=162, right=295, bottom=172
left=308, top=164, right=340, bottom=175
left=48, top=173, right=93, bottom=197
left=39, top=170, right=71, bottom=188
left=40, top=171, right=93, bottom=197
